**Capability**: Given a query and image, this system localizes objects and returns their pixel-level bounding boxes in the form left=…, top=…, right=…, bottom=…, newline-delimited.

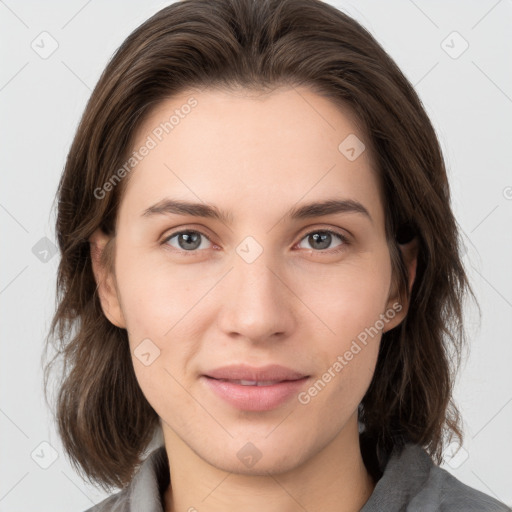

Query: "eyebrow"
left=141, top=198, right=372, bottom=224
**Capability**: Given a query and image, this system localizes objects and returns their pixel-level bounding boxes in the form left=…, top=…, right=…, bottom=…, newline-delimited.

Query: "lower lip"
left=201, top=376, right=310, bottom=411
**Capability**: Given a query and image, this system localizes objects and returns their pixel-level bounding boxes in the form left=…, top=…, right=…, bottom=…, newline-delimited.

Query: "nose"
left=215, top=249, right=297, bottom=344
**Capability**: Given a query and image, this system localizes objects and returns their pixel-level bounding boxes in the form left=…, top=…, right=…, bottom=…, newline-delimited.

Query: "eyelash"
left=161, top=228, right=350, bottom=256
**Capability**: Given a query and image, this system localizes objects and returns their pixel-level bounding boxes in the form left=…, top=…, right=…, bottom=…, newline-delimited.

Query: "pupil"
left=180, top=232, right=201, bottom=250
left=310, top=232, right=330, bottom=250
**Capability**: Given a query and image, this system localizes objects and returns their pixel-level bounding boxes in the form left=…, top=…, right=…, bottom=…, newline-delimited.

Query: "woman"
left=43, top=0, right=510, bottom=510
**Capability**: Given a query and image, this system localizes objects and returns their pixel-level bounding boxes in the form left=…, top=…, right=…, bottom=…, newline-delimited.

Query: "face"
left=91, top=86, right=412, bottom=475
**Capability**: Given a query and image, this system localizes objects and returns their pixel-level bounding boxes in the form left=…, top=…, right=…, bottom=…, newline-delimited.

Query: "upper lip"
left=203, top=364, right=308, bottom=382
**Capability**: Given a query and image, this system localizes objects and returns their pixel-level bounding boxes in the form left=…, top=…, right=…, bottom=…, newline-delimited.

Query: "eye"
left=162, top=228, right=350, bottom=255
left=296, top=229, right=349, bottom=253
left=163, top=230, right=213, bottom=252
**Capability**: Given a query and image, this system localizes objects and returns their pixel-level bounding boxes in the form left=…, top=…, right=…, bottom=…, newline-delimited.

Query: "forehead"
left=119, top=86, right=384, bottom=227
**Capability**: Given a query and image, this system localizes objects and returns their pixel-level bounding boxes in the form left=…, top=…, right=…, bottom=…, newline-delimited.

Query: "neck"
left=163, top=414, right=375, bottom=512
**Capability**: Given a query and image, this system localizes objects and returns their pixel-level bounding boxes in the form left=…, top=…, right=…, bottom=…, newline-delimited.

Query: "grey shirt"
left=84, top=442, right=510, bottom=511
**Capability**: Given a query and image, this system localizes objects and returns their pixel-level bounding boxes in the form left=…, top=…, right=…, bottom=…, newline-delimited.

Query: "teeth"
left=220, top=379, right=281, bottom=386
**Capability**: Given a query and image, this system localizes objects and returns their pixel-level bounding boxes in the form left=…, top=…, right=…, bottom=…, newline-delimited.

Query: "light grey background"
left=1, top=0, right=511, bottom=510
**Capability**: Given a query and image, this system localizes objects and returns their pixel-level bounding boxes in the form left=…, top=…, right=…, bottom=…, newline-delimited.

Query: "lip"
left=201, top=376, right=310, bottom=411
left=201, top=364, right=310, bottom=411
left=203, top=364, right=308, bottom=382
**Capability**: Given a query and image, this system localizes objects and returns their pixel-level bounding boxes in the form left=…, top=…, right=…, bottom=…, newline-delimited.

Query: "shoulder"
left=83, top=490, right=130, bottom=512
left=362, top=442, right=510, bottom=511
left=419, top=459, right=510, bottom=511
left=81, top=445, right=169, bottom=512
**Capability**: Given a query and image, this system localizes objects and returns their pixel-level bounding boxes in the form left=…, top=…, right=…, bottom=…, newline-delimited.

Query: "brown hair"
left=43, top=0, right=478, bottom=492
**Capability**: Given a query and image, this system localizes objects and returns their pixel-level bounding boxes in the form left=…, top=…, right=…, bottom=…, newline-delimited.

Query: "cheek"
left=115, top=246, right=203, bottom=338
left=120, top=266, right=195, bottom=414
left=294, top=252, right=391, bottom=399
left=297, top=329, right=381, bottom=426
left=302, top=308, right=383, bottom=420
left=294, top=252, right=392, bottom=339
left=115, top=248, right=215, bottom=398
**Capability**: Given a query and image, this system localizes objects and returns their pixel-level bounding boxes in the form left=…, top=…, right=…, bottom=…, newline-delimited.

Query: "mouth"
left=205, top=377, right=307, bottom=386
left=203, top=363, right=308, bottom=382
left=201, top=375, right=310, bottom=411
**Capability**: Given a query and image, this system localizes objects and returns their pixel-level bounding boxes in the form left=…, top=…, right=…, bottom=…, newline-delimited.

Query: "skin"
left=90, top=86, right=418, bottom=512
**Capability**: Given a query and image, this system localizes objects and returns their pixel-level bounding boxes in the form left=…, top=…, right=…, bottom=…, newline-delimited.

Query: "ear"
left=89, top=228, right=126, bottom=329
left=382, top=236, right=419, bottom=333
